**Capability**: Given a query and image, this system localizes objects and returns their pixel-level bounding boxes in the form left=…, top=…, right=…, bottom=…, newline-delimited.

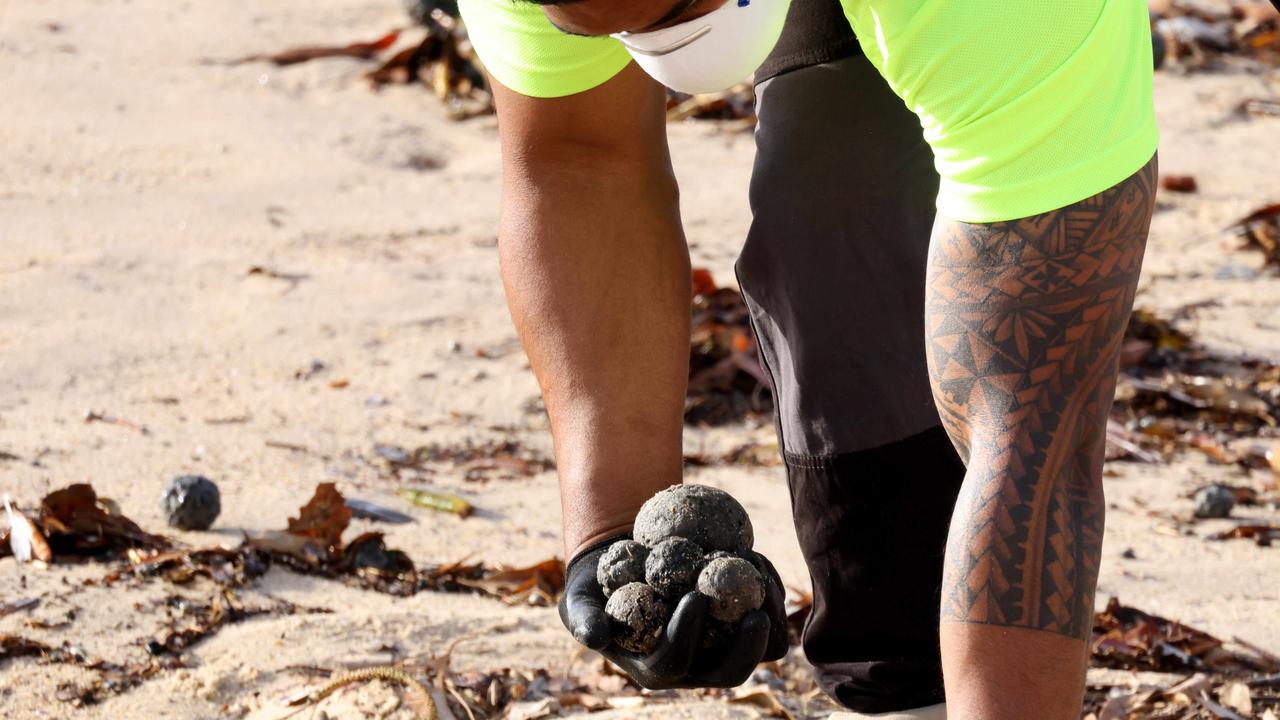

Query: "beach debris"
left=1227, top=202, right=1280, bottom=268
left=366, top=10, right=494, bottom=120
left=1085, top=597, right=1280, bottom=718
left=146, top=590, right=278, bottom=656
left=247, top=483, right=558, bottom=601
left=1091, top=598, right=1277, bottom=675
left=3, top=586, right=313, bottom=706
left=1194, top=484, right=1237, bottom=518
left=246, top=264, right=310, bottom=286
left=4, top=496, right=52, bottom=563
left=697, top=556, right=766, bottom=623
left=341, top=532, right=415, bottom=574
left=374, top=439, right=554, bottom=482
left=644, top=537, right=706, bottom=600
left=1238, top=97, right=1280, bottom=117
left=785, top=589, right=814, bottom=647
left=0, top=597, right=39, bottom=617
left=599, top=485, right=765, bottom=651
left=604, top=582, right=669, bottom=654
left=1108, top=306, right=1280, bottom=472
left=1160, top=174, right=1199, bottom=193
left=293, top=359, right=329, bottom=380
left=287, top=665, right=438, bottom=719
left=687, top=269, right=773, bottom=425
left=83, top=409, right=150, bottom=435
left=666, top=83, right=757, bottom=125
left=160, top=475, right=221, bottom=531
left=121, top=543, right=270, bottom=588
left=398, top=487, right=474, bottom=518
left=634, top=484, right=754, bottom=553
left=596, top=540, right=649, bottom=598
left=1210, top=523, right=1280, bottom=545
left=1, top=634, right=174, bottom=705
left=1151, top=0, right=1280, bottom=70
left=286, top=482, right=352, bottom=558
left=435, top=557, right=566, bottom=606
left=684, top=440, right=784, bottom=467
left=346, top=497, right=416, bottom=524
left=236, top=29, right=402, bottom=66
left=33, top=484, right=169, bottom=559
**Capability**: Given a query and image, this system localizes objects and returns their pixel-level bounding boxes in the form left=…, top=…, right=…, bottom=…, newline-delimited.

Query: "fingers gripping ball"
left=644, top=537, right=706, bottom=600
left=634, top=484, right=753, bottom=553
left=697, top=556, right=765, bottom=622
left=596, top=540, right=650, bottom=598
left=604, top=583, right=670, bottom=654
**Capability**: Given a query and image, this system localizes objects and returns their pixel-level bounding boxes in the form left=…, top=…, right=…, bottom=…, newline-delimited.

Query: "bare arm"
left=492, top=64, right=691, bottom=558
left=926, top=157, right=1158, bottom=719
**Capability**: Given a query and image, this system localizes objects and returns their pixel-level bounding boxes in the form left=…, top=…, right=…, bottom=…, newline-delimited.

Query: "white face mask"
left=611, top=0, right=793, bottom=95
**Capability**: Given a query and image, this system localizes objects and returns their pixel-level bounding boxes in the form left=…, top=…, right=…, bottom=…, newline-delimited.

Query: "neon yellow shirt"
left=458, top=0, right=1158, bottom=224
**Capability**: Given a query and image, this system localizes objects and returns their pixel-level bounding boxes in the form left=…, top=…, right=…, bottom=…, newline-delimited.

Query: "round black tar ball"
left=634, top=484, right=753, bottom=553
left=597, top=540, right=649, bottom=598
left=605, top=582, right=669, bottom=655
left=644, top=537, right=706, bottom=600
left=1193, top=485, right=1234, bottom=519
left=161, top=475, right=221, bottom=530
left=697, top=556, right=764, bottom=622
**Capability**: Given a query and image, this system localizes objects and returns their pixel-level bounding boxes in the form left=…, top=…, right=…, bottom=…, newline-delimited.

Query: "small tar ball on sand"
left=697, top=556, right=764, bottom=622
left=605, top=583, right=670, bottom=654
left=161, top=475, right=221, bottom=531
left=596, top=540, right=649, bottom=598
left=633, top=484, right=753, bottom=553
left=644, top=537, right=706, bottom=600
left=1193, top=484, right=1235, bottom=519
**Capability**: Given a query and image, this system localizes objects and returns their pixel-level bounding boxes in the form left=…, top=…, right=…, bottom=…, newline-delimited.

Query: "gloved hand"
left=558, top=535, right=789, bottom=689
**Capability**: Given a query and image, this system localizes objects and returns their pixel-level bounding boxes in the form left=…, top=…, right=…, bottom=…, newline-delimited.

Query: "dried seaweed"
left=237, top=30, right=402, bottom=66
left=1227, top=202, right=1280, bottom=268
left=365, top=11, right=493, bottom=121
left=0, top=484, right=171, bottom=562
left=286, top=482, right=352, bottom=556
left=1109, top=308, right=1280, bottom=472
left=667, top=84, right=757, bottom=124
left=1152, top=0, right=1280, bottom=70
left=686, top=269, right=773, bottom=426
left=1085, top=599, right=1278, bottom=719
left=374, top=439, right=554, bottom=482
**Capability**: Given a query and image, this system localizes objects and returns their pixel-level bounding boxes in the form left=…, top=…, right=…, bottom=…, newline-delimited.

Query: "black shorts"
left=736, top=0, right=967, bottom=712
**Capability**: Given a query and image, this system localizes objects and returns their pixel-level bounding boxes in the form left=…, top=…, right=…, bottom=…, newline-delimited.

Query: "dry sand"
left=1, top=0, right=1278, bottom=717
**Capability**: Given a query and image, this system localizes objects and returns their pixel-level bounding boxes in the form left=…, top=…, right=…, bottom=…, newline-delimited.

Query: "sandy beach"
left=2, top=0, right=1279, bottom=717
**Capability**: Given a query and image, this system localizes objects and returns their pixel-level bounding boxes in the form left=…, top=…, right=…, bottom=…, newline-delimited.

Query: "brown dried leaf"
left=1218, top=681, right=1254, bottom=716
left=286, top=483, right=352, bottom=552
left=729, top=685, right=796, bottom=719
left=38, top=484, right=167, bottom=556
left=447, top=558, right=565, bottom=606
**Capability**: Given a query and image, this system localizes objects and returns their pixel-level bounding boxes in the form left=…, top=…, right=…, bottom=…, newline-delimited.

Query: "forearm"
left=499, top=142, right=690, bottom=559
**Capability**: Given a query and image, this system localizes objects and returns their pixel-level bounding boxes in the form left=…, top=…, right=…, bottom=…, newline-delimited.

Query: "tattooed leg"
left=925, top=157, right=1157, bottom=720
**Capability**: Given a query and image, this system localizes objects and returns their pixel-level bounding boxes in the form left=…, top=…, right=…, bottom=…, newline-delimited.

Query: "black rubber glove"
left=558, top=536, right=789, bottom=690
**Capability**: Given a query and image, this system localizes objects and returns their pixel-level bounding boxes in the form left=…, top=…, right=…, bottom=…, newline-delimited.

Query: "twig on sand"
left=278, top=665, right=437, bottom=720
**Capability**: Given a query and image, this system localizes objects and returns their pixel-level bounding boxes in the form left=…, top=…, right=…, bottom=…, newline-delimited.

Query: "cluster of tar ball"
left=598, top=485, right=767, bottom=655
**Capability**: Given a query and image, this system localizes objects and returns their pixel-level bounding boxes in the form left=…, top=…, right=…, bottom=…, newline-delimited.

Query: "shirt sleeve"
left=458, top=0, right=633, bottom=98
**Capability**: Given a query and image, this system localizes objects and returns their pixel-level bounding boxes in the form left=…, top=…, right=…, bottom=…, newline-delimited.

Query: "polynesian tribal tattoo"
left=925, top=157, right=1158, bottom=640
